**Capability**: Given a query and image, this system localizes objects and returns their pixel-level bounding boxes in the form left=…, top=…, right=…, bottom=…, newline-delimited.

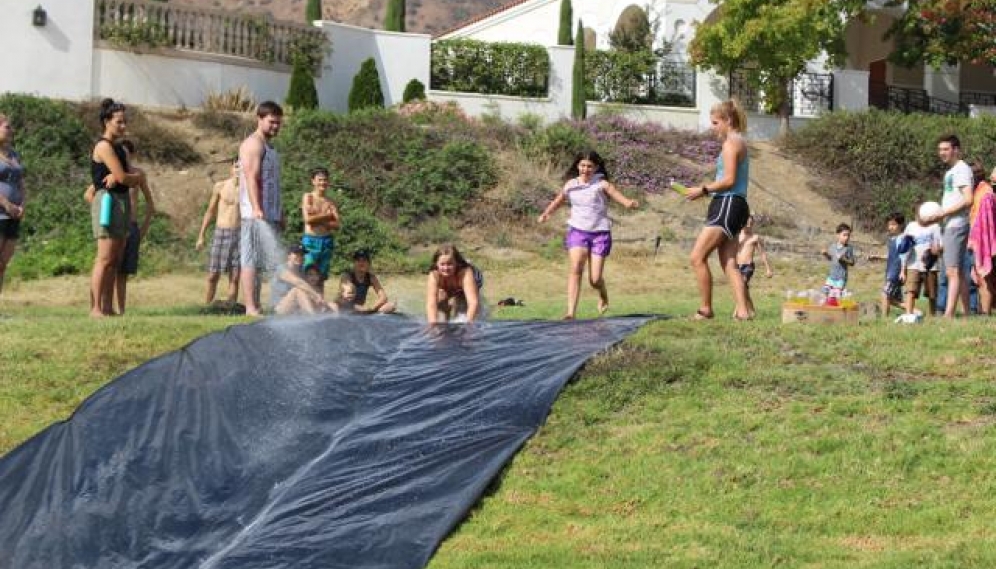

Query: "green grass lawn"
left=3, top=261, right=996, bottom=568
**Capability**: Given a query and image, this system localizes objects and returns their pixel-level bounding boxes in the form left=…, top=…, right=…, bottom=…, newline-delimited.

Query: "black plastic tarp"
left=0, top=316, right=649, bottom=569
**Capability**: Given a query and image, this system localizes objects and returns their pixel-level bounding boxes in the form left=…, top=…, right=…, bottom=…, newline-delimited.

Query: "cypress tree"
left=557, top=0, right=573, bottom=46
left=571, top=21, right=586, bottom=120
left=305, top=0, right=322, bottom=22
left=384, top=0, right=406, bottom=32
left=286, top=61, right=319, bottom=110
left=348, top=58, right=385, bottom=112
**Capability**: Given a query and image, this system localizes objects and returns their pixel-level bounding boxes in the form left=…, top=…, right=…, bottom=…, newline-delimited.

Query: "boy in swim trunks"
left=736, top=215, right=772, bottom=317
left=301, top=167, right=340, bottom=296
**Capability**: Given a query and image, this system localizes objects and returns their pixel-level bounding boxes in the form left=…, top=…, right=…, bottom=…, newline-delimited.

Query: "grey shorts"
left=941, top=223, right=969, bottom=271
left=239, top=219, right=280, bottom=272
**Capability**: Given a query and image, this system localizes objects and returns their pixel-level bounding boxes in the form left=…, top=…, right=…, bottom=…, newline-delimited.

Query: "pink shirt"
left=562, top=174, right=611, bottom=232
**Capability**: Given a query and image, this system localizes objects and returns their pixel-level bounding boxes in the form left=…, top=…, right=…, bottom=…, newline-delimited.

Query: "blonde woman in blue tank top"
left=686, top=100, right=753, bottom=320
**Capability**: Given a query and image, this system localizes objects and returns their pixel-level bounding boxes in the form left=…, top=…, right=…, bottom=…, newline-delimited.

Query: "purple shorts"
left=565, top=227, right=612, bottom=257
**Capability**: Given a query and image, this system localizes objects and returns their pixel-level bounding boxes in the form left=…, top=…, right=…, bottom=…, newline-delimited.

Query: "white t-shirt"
left=941, top=160, right=973, bottom=229
left=904, top=221, right=941, bottom=272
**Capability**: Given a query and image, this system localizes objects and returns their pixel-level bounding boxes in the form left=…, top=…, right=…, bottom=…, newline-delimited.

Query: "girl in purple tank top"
left=537, top=150, right=638, bottom=319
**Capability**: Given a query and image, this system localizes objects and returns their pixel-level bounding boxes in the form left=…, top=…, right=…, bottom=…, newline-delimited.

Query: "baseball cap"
left=353, top=249, right=371, bottom=261
left=288, top=244, right=305, bottom=256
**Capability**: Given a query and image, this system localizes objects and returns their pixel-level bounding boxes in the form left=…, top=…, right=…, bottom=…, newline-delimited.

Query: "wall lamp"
left=32, top=5, right=47, bottom=27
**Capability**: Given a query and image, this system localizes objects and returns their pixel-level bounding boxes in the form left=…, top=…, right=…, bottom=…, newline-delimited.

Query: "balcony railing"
left=875, top=84, right=968, bottom=116
left=93, top=0, right=325, bottom=68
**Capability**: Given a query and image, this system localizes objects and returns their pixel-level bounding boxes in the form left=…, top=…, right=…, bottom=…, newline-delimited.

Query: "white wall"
left=0, top=0, right=95, bottom=100
left=92, top=49, right=291, bottom=109
left=833, top=70, right=870, bottom=111
left=589, top=102, right=700, bottom=129
left=315, top=21, right=431, bottom=113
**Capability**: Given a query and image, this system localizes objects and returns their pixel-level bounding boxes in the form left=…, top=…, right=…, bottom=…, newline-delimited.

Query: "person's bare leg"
left=205, top=272, right=220, bottom=304
left=588, top=253, right=608, bottom=314
left=0, top=237, right=15, bottom=296
left=101, top=239, right=125, bottom=315
left=983, top=273, right=996, bottom=315
left=959, top=271, right=971, bottom=315
left=565, top=247, right=587, bottom=319
left=718, top=236, right=750, bottom=319
left=241, top=266, right=261, bottom=315
left=226, top=270, right=240, bottom=304
left=115, top=273, right=128, bottom=315
left=90, top=238, right=116, bottom=317
left=944, top=267, right=961, bottom=318
left=689, top=227, right=725, bottom=318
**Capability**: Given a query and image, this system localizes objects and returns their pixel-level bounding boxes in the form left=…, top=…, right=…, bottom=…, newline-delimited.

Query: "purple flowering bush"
left=578, top=115, right=719, bottom=193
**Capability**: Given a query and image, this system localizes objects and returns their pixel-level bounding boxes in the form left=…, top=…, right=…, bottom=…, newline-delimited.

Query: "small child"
left=870, top=212, right=913, bottom=317
left=338, top=249, right=396, bottom=314
left=904, top=204, right=942, bottom=316
left=821, top=222, right=855, bottom=300
left=273, top=250, right=337, bottom=315
left=736, top=214, right=773, bottom=317
left=301, top=167, right=341, bottom=295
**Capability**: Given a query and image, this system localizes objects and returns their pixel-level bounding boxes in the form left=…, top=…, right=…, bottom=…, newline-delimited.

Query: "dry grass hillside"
left=140, top=110, right=877, bottom=265
left=169, top=0, right=507, bottom=35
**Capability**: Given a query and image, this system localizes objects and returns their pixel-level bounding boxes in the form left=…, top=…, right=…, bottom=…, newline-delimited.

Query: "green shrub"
left=783, top=110, right=996, bottom=229
left=348, top=58, right=385, bottom=113
left=278, top=107, right=497, bottom=232
left=431, top=39, right=550, bottom=97
left=286, top=61, right=319, bottom=110
left=402, top=78, right=426, bottom=103
left=0, top=94, right=185, bottom=279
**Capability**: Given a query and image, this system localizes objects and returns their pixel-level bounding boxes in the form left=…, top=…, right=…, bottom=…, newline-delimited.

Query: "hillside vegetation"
left=784, top=110, right=996, bottom=230
left=0, top=95, right=718, bottom=279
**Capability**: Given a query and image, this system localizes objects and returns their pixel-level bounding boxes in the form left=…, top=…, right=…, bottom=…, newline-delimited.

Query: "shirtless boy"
left=301, top=167, right=340, bottom=296
left=736, top=215, right=773, bottom=317
left=196, top=159, right=241, bottom=305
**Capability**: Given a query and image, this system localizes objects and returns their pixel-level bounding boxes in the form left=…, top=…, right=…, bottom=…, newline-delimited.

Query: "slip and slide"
left=0, top=315, right=650, bottom=569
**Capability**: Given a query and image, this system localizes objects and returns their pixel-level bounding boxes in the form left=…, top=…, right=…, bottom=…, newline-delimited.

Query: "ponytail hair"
left=711, top=99, right=746, bottom=133
left=99, top=98, right=126, bottom=125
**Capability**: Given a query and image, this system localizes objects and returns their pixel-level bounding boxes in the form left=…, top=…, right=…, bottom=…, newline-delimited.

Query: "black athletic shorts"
left=705, top=194, right=750, bottom=239
left=0, top=218, right=20, bottom=239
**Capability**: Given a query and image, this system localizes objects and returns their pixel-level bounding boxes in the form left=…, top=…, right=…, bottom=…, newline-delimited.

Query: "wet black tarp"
left=0, top=316, right=649, bottom=569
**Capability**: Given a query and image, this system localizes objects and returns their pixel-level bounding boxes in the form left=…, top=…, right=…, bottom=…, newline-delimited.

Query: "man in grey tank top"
left=238, top=101, right=285, bottom=316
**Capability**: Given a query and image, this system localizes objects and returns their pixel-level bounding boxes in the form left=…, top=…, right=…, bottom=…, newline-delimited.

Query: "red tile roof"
left=433, top=0, right=537, bottom=39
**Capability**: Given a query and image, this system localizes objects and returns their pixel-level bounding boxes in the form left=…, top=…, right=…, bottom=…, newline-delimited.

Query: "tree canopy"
left=690, top=0, right=866, bottom=127
left=887, top=0, right=996, bottom=68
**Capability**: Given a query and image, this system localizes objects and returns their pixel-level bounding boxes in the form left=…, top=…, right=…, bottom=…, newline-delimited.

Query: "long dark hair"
left=98, top=98, right=126, bottom=126
left=563, top=149, right=611, bottom=182
left=430, top=243, right=469, bottom=272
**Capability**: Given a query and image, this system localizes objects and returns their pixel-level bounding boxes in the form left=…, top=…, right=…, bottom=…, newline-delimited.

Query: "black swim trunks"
left=738, top=262, right=755, bottom=286
left=705, top=194, right=750, bottom=239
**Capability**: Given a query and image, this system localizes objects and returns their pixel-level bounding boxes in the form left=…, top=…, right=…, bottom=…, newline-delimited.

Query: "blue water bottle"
left=99, top=191, right=113, bottom=228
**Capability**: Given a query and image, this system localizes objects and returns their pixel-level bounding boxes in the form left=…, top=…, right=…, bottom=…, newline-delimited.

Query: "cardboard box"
left=781, top=302, right=859, bottom=324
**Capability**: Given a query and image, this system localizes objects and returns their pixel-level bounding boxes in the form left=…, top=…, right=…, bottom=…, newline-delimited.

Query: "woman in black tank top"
left=88, top=99, right=146, bottom=318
